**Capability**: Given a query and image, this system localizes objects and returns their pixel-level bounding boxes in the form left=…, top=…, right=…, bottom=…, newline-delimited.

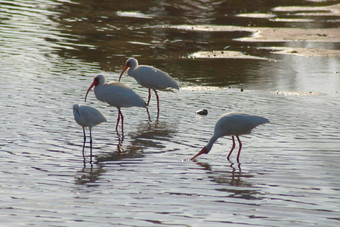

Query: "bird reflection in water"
left=74, top=120, right=176, bottom=186
left=74, top=165, right=107, bottom=186
left=192, top=159, right=241, bottom=173
left=96, top=120, right=177, bottom=163
left=192, top=160, right=260, bottom=200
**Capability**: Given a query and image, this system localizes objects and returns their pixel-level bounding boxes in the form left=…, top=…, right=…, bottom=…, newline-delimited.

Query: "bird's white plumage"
left=73, top=104, right=107, bottom=129
left=191, top=112, right=269, bottom=161
left=119, top=58, right=179, bottom=116
left=85, top=74, right=147, bottom=134
left=123, top=58, right=179, bottom=90
left=73, top=104, right=106, bottom=164
left=214, top=112, right=269, bottom=138
left=92, top=75, right=146, bottom=108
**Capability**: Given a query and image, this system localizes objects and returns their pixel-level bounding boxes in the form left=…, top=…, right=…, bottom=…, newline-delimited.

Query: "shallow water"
left=1, top=0, right=340, bottom=226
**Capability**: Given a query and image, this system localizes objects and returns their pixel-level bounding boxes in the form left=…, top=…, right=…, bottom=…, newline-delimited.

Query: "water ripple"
left=1, top=0, right=340, bottom=226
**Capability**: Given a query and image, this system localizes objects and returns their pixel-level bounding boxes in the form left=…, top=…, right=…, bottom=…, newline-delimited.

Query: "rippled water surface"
left=1, top=0, right=340, bottom=226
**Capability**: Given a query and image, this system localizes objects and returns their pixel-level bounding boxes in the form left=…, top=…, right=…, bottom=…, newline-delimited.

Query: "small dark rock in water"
left=196, top=109, right=208, bottom=115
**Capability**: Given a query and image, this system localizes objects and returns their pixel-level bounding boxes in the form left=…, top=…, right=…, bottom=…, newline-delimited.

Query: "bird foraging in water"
left=73, top=104, right=107, bottom=164
left=190, top=112, right=269, bottom=162
left=119, top=57, right=179, bottom=117
left=85, top=75, right=147, bottom=135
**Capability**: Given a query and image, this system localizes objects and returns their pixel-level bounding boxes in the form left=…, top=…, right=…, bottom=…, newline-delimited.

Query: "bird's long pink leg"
left=89, top=128, right=93, bottom=164
left=146, top=107, right=151, bottom=122
left=236, top=136, right=242, bottom=162
left=119, top=108, right=124, bottom=135
left=147, top=88, right=151, bottom=106
left=227, top=136, right=236, bottom=160
left=116, top=109, right=121, bottom=132
left=154, top=89, right=160, bottom=117
left=82, top=127, right=86, bottom=164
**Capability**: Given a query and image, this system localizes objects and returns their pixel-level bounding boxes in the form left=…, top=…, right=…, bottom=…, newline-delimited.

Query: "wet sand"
left=167, top=24, right=340, bottom=57
left=237, top=27, right=340, bottom=44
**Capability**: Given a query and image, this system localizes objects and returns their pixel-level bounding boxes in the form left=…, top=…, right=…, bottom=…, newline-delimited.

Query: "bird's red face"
left=119, top=61, right=131, bottom=81
left=85, top=77, right=99, bottom=102
left=190, top=147, right=209, bottom=160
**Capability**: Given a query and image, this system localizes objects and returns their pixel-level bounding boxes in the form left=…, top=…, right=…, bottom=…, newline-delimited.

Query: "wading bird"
left=73, top=104, right=107, bottom=164
left=119, top=57, right=179, bottom=117
left=190, top=112, right=269, bottom=162
left=85, top=75, right=146, bottom=134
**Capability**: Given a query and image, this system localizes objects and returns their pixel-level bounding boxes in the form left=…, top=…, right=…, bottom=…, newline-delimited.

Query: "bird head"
left=85, top=75, right=101, bottom=102
left=190, top=146, right=209, bottom=160
left=73, top=104, right=81, bottom=119
left=73, top=104, right=80, bottom=110
left=119, top=58, right=137, bottom=81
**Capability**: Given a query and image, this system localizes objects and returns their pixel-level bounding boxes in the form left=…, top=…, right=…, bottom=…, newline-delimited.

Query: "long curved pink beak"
left=119, top=64, right=129, bottom=81
left=85, top=81, right=96, bottom=102
left=190, top=147, right=208, bottom=160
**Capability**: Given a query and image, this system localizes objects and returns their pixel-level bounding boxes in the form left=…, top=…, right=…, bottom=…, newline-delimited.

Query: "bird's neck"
left=205, top=135, right=218, bottom=153
left=127, top=63, right=138, bottom=77
left=127, top=67, right=134, bottom=77
left=93, top=84, right=106, bottom=102
left=74, top=108, right=80, bottom=118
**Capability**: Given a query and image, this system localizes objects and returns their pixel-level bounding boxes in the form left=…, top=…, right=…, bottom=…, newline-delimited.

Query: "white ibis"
left=119, top=57, right=179, bottom=116
left=73, top=104, right=107, bottom=164
left=85, top=75, right=146, bottom=134
left=190, top=112, right=269, bottom=162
